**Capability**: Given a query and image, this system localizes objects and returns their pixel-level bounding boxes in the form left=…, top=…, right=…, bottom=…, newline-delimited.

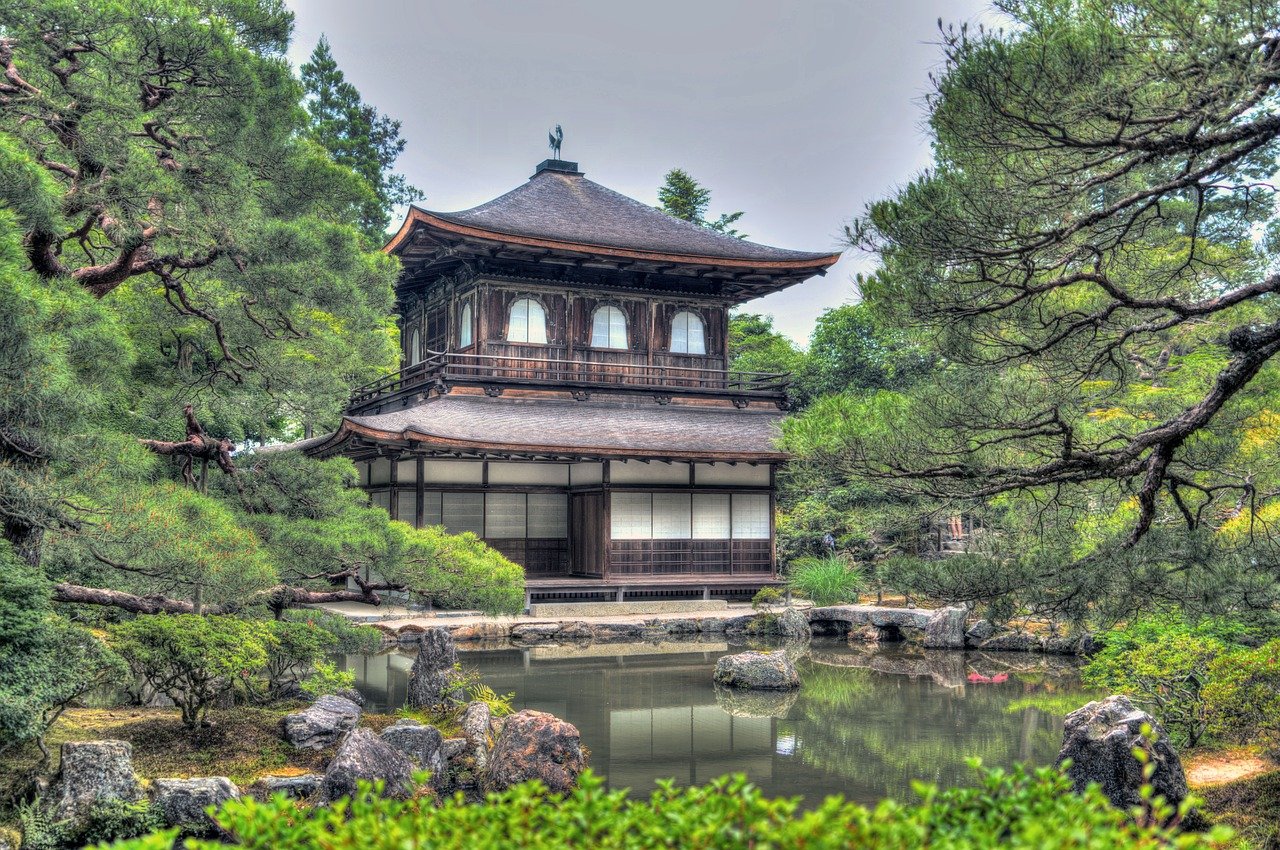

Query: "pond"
left=338, top=638, right=1089, bottom=807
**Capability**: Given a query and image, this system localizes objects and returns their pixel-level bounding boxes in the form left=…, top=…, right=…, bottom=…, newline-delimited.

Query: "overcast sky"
left=284, top=0, right=993, bottom=343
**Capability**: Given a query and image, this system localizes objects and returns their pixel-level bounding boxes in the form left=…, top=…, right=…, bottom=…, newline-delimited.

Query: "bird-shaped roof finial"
left=548, top=124, right=563, bottom=159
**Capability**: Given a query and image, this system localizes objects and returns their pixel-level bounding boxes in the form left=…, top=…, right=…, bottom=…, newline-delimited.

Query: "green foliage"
left=278, top=608, right=383, bottom=654
left=387, top=524, right=525, bottom=615
left=296, top=661, right=354, bottom=700
left=786, top=555, right=864, bottom=606
left=257, top=619, right=349, bottom=701
left=726, top=312, right=806, bottom=381
left=1202, top=639, right=1280, bottom=756
left=109, top=615, right=270, bottom=728
left=301, top=35, right=422, bottom=242
left=751, top=587, right=782, bottom=612
left=19, top=798, right=161, bottom=850
left=0, top=542, right=124, bottom=755
left=106, top=765, right=1231, bottom=850
left=1083, top=616, right=1245, bottom=747
left=801, top=302, right=935, bottom=398
left=656, top=168, right=745, bottom=237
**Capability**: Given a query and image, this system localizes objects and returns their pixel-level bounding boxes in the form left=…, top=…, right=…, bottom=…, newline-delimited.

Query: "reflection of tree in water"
left=783, top=659, right=1078, bottom=799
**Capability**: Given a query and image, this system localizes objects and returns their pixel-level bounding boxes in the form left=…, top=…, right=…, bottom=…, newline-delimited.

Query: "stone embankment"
left=363, top=603, right=1091, bottom=655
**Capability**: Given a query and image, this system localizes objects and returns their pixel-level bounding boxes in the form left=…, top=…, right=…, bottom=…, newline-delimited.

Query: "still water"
left=340, top=638, right=1087, bottom=806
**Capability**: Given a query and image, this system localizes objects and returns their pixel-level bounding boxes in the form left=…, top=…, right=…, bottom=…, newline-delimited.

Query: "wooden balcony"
left=348, top=347, right=791, bottom=414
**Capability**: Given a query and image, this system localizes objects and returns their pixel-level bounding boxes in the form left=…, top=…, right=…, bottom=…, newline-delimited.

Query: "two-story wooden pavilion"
left=300, top=159, right=840, bottom=605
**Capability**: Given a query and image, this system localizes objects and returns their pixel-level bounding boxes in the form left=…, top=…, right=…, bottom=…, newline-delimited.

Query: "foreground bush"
left=107, top=766, right=1229, bottom=850
left=786, top=555, right=864, bottom=606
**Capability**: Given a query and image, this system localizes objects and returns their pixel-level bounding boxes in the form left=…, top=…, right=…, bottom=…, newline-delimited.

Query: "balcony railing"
left=348, top=349, right=791, bottom=413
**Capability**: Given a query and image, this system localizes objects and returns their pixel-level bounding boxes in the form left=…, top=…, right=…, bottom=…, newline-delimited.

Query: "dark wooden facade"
left=307, top=159, right=839, bottom=601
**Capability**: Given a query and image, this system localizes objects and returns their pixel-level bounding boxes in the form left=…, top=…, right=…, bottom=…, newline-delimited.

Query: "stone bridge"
left=807, top=604, right=968, bottom=649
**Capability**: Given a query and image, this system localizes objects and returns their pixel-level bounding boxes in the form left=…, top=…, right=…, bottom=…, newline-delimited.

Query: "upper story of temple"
left=348, top=159, right=840, bottom=415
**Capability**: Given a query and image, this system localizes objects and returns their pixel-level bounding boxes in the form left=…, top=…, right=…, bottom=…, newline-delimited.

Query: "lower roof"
left=285, top=394, right=788, bottom=462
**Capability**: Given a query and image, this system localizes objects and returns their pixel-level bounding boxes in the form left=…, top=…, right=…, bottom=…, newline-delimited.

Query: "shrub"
left=279, top=608, right=383, bottom=653
left=106, top=765, right=1230, bottom=850
left=1083, top=615, right=1239, bottom=747
left=19, top=798, right=161, bottom=850
left=389, top=525, right=525, bottom=615
left=257, top=619, right=350, bottom=701
left=786, top=555, right=863, bottom=606
left=109, top=615, right=269, bottom=728
left=1203, top=638, right=1280, bottom=756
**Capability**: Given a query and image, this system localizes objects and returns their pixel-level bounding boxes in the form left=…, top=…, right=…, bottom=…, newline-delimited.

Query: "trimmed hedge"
left=105, top=765, right=1230, bottom=849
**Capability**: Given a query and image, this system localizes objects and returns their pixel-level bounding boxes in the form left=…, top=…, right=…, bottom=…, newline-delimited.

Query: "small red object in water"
left=967, top=672, right=993, bottom=684
left=991, top=673, right=1009, bottom=683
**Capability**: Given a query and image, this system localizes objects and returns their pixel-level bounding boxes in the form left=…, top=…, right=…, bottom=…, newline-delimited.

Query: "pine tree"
left=657, top=168, right=746, bottom=238
left=301, top=36, right=423, bottom=242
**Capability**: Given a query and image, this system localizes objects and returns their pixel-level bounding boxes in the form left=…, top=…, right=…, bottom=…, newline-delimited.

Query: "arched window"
left=459, top=302, right=473, bottom=348
left=507, top=298, right=547, bottom=344
left=590, top=305, right=628, bottom=349
left=669, top=311, right=706, bottom=355
left=409, top=328, right=421, bottom=366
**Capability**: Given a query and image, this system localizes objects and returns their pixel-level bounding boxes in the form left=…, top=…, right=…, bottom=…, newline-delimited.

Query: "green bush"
left=1083, top=615, right=1241, bottom=747
left=390, top=525, right=525, bottom=615
left=786, top=555, right=864, bottom=606
left=105, top=765, right=1230, bottom=850
left=1203, top=638, right=1280, bottom=756
left=109, top=615, right=269, bottom=728
left=19, top=798, right=161, bottom=850
left=279, top=608, right=384, bottom=653
left=258, top=619, right=348, bottom=701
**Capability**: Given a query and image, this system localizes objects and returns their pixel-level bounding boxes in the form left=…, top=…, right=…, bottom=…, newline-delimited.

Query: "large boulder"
left=407, top=628, right=460, bottom=710
left=43, top=740, right=142, bottom=822
left=1056, top=695, right=1187, bottom=809
left=486, top=710, right=585, bottom=794
left=255, top=774, right=322, bottom=800
left=777, top=607, right=812, bottom=642
left=149, top=777, right=239, bottom=837
left=318, top=728, right=416, bottom=803
left=713, top=651, right=800, bottom=690
left=461, top=701, right=494, bottom=771
left=281, top=694, right=361, bottom=750
left=923, top=606, right=968, bottom=649
left=380, top=718, right=445, bottom=780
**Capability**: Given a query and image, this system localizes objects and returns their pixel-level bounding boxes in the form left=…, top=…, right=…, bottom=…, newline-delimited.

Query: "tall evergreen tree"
left=301, top=35, right=422, bottom=242
left=657, top=168, right=746, bottom=238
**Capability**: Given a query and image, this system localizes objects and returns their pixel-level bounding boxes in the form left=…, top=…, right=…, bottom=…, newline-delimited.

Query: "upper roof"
left=273, top=393, right=788, bottom=462
left=384, top=161, right=841, bottom=275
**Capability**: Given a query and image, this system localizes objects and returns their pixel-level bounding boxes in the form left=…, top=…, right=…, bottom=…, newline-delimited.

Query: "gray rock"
left=556, top=622, right=594, bottom=641
left=965, top=619, right=998, bottom=644
left=258, top=774, right=323, bottom=800
left=281, top=694, right=361, bottom=750
left=697, top=618, right=728, bottom=634
left=1056, top=695, right=1187, bottom=809
left=510, top=622, right=562, bottom=643
left=380, top=719, right=445, bottom=781
left=663, top=618, right=701, bottom=634
left=722, top=614, right=757, bottom=633
left=335, top=687, right=366, bottom=707
left=150, top=777, right=239, bottom=837
left=441, top=737, right=468, bottom=761
left=407, top=628, right=460, bottom=710
left=713, top=651, right=800, bottom=690
left=979, top=631, right=1045, bottom=653
left=592, top=622, right=644, bottom=640
left=777, top=607, right=812, bottom=642
left=319, top=728, right=415, bottom=803
left=486, top=710, right=585, bottom=794
left=924, top=606, right=968, bottom=649
left=44, top=740, right=142, bottom=822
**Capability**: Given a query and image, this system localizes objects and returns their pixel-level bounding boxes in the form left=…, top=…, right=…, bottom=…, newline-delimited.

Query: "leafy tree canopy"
left=657, top=168, right=746, bottom=237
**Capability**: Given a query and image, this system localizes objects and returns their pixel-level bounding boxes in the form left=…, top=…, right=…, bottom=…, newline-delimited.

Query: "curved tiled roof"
left=387, top=165, right=841, bottom=271
left=302, top=394, right=788, bottom=461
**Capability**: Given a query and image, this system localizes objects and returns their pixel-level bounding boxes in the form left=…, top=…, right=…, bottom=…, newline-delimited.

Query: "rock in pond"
left=777, top=607, right=812, bottom=641
left=714, top=684, right=799, bottom=718
left=407, top=628, right=460, bottom=709
left=486, top=710, right=585, bottom=794
left=150, top=777, right=239, bottom=837
left=1056, top=695, right=1187, bottom=809
left=380, top=718, right=445, bottom=780
left=713, top=651, right=800, bottom=690
left=281, top=694, right=361, bottom=750
left=319, top=728, right=416, bottom=803
left=44, top=740, right=142, bottom=822
left=923, top=606, right=968, bottom=649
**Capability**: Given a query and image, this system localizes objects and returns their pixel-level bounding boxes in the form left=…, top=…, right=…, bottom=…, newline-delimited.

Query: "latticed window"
left=507, top=298, right=547, bottom=343
left=590, top=305, right=628, bottom=349
left=670, top=311, right=706, bottom=354
left=459, top=302, right=473, bottom=348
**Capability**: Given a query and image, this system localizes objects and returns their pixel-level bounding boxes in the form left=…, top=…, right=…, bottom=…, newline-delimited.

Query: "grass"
left=1, top=704, right=403, bottom=799
left=1197, top=764, right=1280, bottom=849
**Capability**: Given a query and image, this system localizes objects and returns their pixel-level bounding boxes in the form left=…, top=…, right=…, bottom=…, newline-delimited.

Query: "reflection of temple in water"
left=338, top=642, right=1074, bottom=805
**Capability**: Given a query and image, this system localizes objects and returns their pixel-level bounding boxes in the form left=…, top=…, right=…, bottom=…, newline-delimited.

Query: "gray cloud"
left=285, top=0, right=991, bottom=342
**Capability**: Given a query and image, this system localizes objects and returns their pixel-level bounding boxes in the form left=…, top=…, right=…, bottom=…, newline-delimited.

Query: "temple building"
left=300, top=159, right=839, bottom=605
